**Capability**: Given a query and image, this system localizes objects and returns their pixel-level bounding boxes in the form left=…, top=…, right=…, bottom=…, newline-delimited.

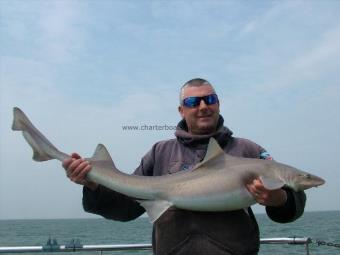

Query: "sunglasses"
left=182, top=94, right=219, bottom=108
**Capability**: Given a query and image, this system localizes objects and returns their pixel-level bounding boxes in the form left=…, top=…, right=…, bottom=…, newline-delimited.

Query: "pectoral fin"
left=259, top=176, right=285, bottom=190
left=138, top=200, right=173, bottom=223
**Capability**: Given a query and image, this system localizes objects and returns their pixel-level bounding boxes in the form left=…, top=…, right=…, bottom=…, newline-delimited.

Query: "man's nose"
left=198, top=99, right=208, bottom=109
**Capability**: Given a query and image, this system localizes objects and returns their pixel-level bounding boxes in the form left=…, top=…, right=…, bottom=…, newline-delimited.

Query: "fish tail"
left=12, top=107, right=69, bottom=162
left=12, top=107, right=28, bottom=131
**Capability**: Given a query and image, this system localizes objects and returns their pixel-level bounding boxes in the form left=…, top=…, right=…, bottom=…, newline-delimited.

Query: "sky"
left=0, top=0, right=339, bottom=220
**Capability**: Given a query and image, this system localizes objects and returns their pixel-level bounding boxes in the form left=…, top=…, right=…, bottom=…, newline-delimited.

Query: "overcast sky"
left=1, top=0, right=339, bottom=219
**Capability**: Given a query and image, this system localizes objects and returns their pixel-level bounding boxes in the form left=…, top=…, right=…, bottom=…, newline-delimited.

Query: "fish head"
left=286, top=169, right=325, bottom=191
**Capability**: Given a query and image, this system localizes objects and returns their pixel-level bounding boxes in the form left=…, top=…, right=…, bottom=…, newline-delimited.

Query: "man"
left=63, top=78, right=306, bottom=255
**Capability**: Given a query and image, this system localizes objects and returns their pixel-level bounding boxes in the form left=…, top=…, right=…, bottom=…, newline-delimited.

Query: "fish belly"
left=172, top=188, right=255, bottom=212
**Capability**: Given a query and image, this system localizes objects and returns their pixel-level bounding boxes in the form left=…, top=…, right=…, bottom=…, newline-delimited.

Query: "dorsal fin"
left=193, top=138, right=225, bottom=170
left=92, top=144, right=114, bottom=164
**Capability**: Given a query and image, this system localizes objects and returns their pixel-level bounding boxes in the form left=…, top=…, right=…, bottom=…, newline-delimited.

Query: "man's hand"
left=62, top=153, right=98, bottom=190
left=246, top=178, right=287, bottom=207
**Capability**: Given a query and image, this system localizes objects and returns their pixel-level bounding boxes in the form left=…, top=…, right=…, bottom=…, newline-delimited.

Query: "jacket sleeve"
left=266, top=187, right=306, bottom=223
left=82, top=145, right=157, bottom=221
left=82, top=186, right=145, bottom=221
left=255, top=145, right=306, bottom=223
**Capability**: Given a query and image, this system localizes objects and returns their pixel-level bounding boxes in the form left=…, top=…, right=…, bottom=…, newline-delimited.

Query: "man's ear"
left=178, top=105, right=185, bottom=118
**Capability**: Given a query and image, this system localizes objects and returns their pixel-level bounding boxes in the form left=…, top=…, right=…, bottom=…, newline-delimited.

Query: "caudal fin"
left=12, top=107, right=69, bottom=162
left=12, top=107, right=30, bottom=131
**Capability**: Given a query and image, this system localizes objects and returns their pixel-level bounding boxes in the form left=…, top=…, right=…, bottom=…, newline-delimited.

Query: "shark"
left=12, top=107, right=325, bottom=222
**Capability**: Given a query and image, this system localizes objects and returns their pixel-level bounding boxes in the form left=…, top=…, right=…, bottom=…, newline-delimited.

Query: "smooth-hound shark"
left=12, top=107, right=325, bottom=222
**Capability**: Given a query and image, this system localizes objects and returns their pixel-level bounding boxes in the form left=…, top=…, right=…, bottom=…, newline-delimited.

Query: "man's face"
left=178, top=85, right=220, bottom=135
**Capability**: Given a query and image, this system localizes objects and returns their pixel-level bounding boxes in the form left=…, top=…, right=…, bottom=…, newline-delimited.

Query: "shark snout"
left=314, top=176, right=326, bottom=187
left=299, top=174, right=326, bottom=190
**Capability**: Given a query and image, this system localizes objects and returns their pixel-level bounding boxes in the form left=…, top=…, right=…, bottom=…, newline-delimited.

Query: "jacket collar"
left=174, top=115, right=233, bottom=149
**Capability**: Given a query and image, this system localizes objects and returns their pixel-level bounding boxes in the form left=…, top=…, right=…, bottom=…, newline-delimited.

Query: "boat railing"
left=0, top=237, right=313, bottom=254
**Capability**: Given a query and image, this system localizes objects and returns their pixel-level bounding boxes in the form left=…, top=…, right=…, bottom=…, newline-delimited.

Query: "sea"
left=0, top=211, right=339, bottom=255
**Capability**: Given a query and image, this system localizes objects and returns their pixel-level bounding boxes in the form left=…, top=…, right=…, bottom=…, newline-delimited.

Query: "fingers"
left=246, top=178, right=287, bottom=207
left=62, top=153, right=81, bottom=170
left=247, top=179, right=262, bottom=195
left=68, top=159, right=91, bottom=183
left=247, top=186, right=260, bottom=201
left=70, top=153, right=81, bottom=159
left=251, top=179, right=267, bottom=192
left=246, top=178, right=269, bottom=204
left=62, top=153, right=92, bottom=185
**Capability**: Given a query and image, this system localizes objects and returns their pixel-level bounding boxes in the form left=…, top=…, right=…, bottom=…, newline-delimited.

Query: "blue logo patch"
left=260, top=151, right=273, bottom=160
left=181, top=164, right=192, bottom=171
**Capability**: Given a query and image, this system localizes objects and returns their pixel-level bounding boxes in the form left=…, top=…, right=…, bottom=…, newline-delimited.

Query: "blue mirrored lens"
left=183, top=94, right=218, bottom=108
left=183, top=97, right=201, bottom=107
left=205, top=94, right=218, bottom=105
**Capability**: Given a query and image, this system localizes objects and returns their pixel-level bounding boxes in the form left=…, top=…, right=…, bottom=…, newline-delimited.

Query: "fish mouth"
left=316, top=178, right=326, bottom=187
left=297, top=176, right=326, bottom=191
left=308, top=179, right=326, bottom=190
left=314, top=176, right=326, bottom=187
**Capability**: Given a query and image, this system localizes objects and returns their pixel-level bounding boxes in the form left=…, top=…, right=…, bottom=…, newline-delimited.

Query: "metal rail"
left=0, top=244, right=152, bottom=253
left=0, top=237, right=312, bottom=254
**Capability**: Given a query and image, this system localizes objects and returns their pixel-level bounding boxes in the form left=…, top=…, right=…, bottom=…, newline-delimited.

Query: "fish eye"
left=298, top=173, right=311, bottom=179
